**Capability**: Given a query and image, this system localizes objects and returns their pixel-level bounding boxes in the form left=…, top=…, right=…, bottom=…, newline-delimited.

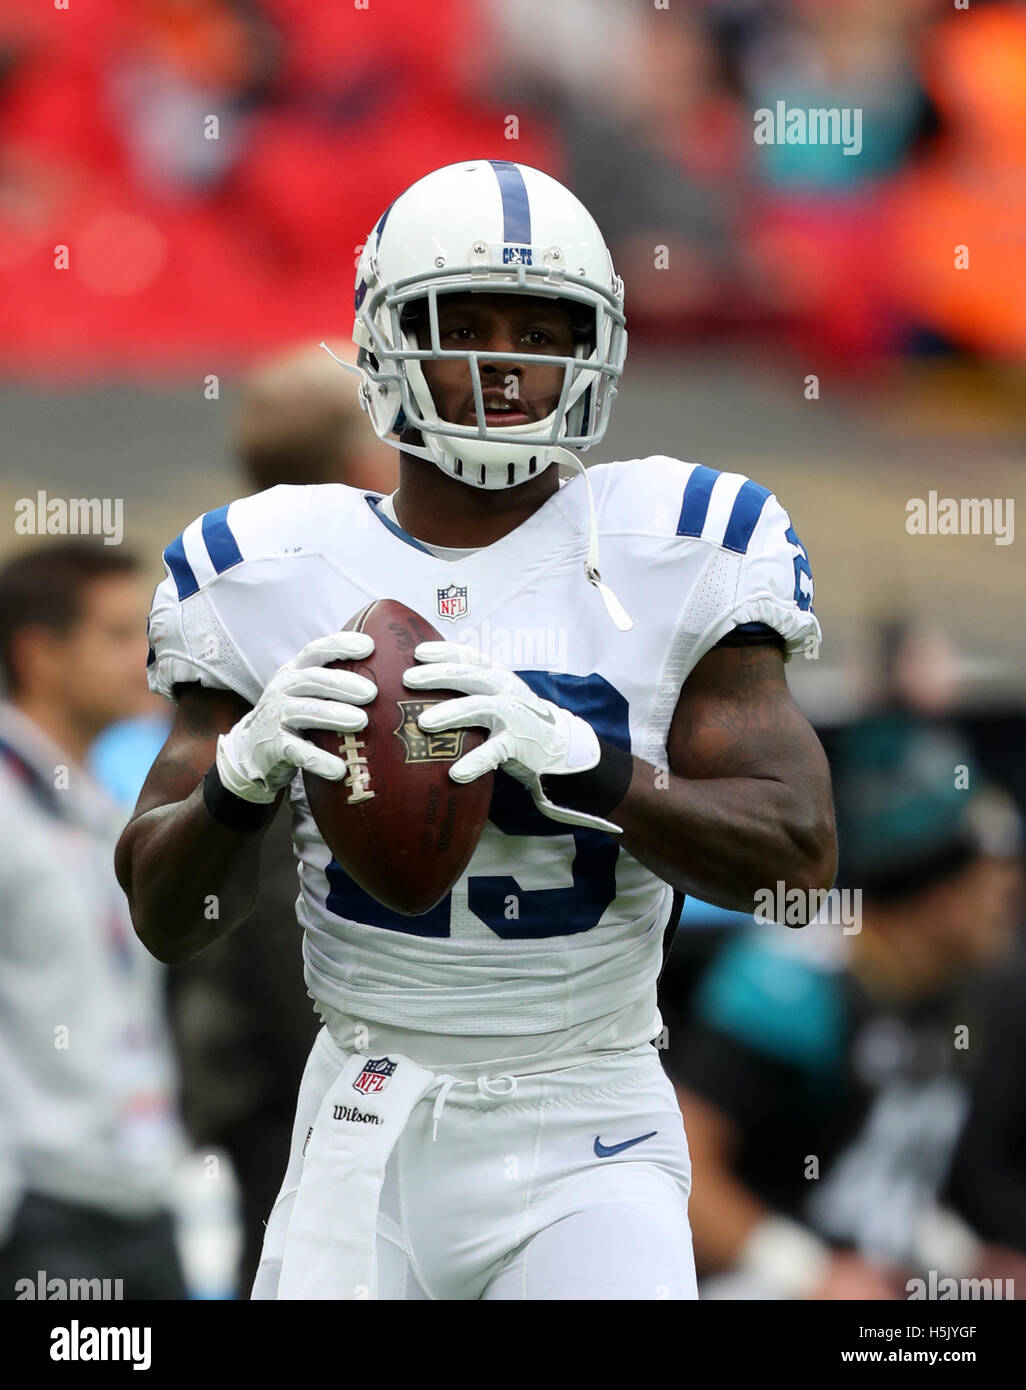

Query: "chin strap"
left=320, top=342, right=438, bottom=465
left=319, top=341, right=364, bottom=383
left=319, top=342, right=633, bottom=634
left=550, top=448, right=634, bottom=633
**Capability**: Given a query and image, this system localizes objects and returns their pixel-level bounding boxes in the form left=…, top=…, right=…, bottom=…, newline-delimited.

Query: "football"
left=301, top=599, right=493, bottom=915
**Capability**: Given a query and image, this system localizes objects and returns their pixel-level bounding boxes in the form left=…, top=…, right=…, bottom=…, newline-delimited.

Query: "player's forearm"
left=115, top=782, right=276, bottom=964
left=612, top=756, right=837, bottom=914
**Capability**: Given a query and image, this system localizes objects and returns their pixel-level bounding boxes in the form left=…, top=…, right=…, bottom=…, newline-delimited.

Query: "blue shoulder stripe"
left=201, top=503, right=243, bottom=576
left=489, top=160, right=531, bottom=245
left=722, top=479, right=772, bottom=554
left=676, top=464, right=719, bottom=538
left=163, top=533, right=198, bottom=600
left=162, top=504, right=242, bottom=600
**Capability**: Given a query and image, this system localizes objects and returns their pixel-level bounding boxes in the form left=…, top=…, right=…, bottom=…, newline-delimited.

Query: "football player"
left=116, top=160, right=837, bottom=1301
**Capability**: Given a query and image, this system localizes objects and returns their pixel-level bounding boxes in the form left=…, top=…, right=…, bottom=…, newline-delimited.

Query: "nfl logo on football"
left=353, top=1057, right=398, bottom=1095
left=436, top=583, right=469, bottom=622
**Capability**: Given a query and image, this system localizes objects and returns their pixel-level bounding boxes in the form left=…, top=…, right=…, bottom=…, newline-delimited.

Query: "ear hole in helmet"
left=564, top=300, right=596, bottom=354
left=399, top=299, right=428, bottom=345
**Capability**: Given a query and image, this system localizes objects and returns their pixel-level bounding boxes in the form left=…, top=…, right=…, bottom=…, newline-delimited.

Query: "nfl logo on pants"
left=353, top=1057, right=398, bottom=1095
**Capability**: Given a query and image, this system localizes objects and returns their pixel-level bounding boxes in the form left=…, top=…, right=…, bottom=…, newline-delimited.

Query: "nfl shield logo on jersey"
left=353, top=1057, right=398, bottom=1095
left=436, top=583, right=469, bottom=622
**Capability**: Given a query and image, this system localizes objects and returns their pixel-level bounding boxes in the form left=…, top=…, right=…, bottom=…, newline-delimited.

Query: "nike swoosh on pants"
left=593, top=1131, right=658, bottom=1158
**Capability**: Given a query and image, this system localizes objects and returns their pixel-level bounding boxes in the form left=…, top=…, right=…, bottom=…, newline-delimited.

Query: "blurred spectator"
left=825, top=620, right=1026, bottom=826
left=0, top=0, right=560, bottom=372
left=163, top=340, right=394, bottom=1297
left=735, top=0, right=939, bottom=362
left=2, top=0, right=1021, bottom=371
left=231, top=341, right=397, bottom=494
left=0, top=540, right=186, bottom=1299
left=661, top=719, right=1024, bottom=1299
left=89, top=699, right=174, bottom=811
left=946, top=938, right=1026, bottom=1258
left=739, top=0, right=936, bottom=192
left=485, top=2, right=746, bottom=336
left=887, top=3, right=1026, bottom=359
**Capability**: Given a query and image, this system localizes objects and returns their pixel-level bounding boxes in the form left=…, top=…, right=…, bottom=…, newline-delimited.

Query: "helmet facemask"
left=354, top=266, right=627, bottom=489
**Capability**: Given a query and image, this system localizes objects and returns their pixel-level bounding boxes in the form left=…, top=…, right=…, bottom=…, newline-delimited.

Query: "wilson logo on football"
left=394, top=700, right=466, bottom=764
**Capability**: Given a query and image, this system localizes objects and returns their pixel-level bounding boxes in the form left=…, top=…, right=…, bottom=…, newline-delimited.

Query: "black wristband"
left=202, top=763, right=277, bottom=833
left=541, top=738, right=634, bottom=819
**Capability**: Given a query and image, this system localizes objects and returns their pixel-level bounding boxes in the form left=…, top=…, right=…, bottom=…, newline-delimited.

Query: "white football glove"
left=402, top=641, right=622, bottom=835
left=215, top=631, right=377, bottom=804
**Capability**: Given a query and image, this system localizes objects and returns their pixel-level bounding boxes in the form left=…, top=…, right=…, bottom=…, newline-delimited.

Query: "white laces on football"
left=319, top=342, right=633, bottom=635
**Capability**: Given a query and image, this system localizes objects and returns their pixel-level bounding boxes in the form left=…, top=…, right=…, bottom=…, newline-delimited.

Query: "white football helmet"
left=347, top=160, right=627, bottom=490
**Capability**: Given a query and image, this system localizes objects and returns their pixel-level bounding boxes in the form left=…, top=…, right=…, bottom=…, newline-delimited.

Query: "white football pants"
left=253, top=1026, right=697, bottom=1300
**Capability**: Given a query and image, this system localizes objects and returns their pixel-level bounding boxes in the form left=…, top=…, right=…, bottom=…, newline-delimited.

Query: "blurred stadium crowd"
left=1, top=0, right=1025, bottom=1302
left=0, top=0, right=1024, bottom=373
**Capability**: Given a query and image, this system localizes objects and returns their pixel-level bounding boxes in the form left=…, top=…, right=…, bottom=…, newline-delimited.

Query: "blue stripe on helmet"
left=163, top=533, right=198, bottom=600
left=355, top=200, right=395, bottom=310
left=488, top=160, right=531, bottom=245
left=201, top=504, right=243, bottom=576
left=676, top=465, right=719, bottom=538
left=722, top=480, right=772, bottom=554
left=375, top=200, right=394, bottom=241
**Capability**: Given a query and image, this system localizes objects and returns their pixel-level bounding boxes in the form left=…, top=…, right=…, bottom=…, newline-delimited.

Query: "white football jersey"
left=147, top=457, right=819, bottom=1066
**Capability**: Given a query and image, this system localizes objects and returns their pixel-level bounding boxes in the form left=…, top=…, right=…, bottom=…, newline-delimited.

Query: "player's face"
left=415, top=293, right=576, bottom=429
left=955, top=854, right=1021, bottom=963
left=933, top=853, right=1021, bottom=967
left=63, top=576, right=153, bottom=731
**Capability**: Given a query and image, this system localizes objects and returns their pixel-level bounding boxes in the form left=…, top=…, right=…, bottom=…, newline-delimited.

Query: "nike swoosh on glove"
left=402, top=641, right=622, bottom=835
left=216, top=631, right=377, bottom=803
